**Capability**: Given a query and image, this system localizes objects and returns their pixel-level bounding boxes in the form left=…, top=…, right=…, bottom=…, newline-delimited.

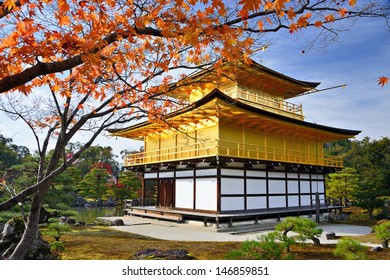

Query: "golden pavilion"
left=109, top=59, right=360, bottom=224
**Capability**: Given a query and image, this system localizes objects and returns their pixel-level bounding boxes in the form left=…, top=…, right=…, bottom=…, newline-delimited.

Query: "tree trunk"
left=8, top=183, right=50, bottom=260
left=282, top=226, right=294, bottom=238
left=382, top=240, right=389, bottom=249
left=368, top=209, right=374, bottom=220
left=312, top=237, right=321, bottom=246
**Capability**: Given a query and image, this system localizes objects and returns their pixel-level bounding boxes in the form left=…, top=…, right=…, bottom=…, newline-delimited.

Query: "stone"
left=25, top=237, right=56, bottom=260
left=0, top=217, right=57, bottom=260
left=327, top=212, right=349, bottom=221
left=69, top=191, right=88, bottom=207
left=66, top=218, right=76, bottom=224
left=59, top=216, right=68, bottom=222
left=103, top=199, right=118, bottom=207
left=134, top=249, right=193, bottom=260
left=114, top=219, right=124, bottom=226
left=326, top=232, right=336, bottom=240
left=371, top=246, right=383, bottom=252
left=0, top=217, right=25, bottom=245
left=96, top=198, right=103, bottom=207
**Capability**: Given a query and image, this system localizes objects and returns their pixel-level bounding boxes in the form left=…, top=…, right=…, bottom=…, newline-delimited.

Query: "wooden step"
left=128, top=208, right=183, bottom=223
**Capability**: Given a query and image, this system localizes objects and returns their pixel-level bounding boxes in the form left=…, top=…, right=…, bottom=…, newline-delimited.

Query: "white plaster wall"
left=288, top=195, right=299, bottom=207
left=175, top=179, right=194, bottom=209
left=246, top=170, right=266, bottom=177
left=301, top=195, right=311, bottom=206
left=311, top=194, right=325, bottom=203
left=247, top=197, right=267, bottom=210
left=221, top=178, right=245, bottom=194
left=312, top=174, right=325, bottom=180
left=176, top=170, right=194, bottom=177
left=196, top=168, right=217, bottom=176
left=221, top=197, right=245, bottom=211
left=159, top=171, right=174, bottom=178
left=144, top=173, right=157, bottom=179
left=300, top=173, right=310, bottom=179
left=247, top=179, right=267, bottom=194
left=195, top=178, right=217, bottom=211
left=221, top=168, right=244, bottom=177
left=300, top=181, right=311, bottom=193
left=287, top=180, right=299, bottom=193
left=269, top=196, right=286, bottom=208
left=287, top=173, right=299, bottom=179
left=268, top=180, right=285, bottom=194
left=268, top=171, right=286, bottom=178
left=311, top=181, right=325, bottom=193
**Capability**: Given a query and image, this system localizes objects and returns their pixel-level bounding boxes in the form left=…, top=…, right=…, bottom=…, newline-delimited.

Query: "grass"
left=43, top=226, right=390, bottom=260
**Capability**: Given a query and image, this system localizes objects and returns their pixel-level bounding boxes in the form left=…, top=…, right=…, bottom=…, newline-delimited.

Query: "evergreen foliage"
left=333, top=238, right=367, bottom=260
left=275, top=217, right=323, bottom=246
left=226, top=232, right=294, bottom=260
left=326, top=167, right=359, bottom=207
left=326, top=137, right=390, bottom=219
left=373, top=220, right=390, bottom=248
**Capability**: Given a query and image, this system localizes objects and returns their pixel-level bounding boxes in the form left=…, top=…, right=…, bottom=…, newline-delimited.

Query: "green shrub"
left=373, top=220, right=390, bottom=248
left=374, top=209, right=390, bottom=220
left=275, top=217, right=323, bottom=246
left=333, top=238, right=367, bottom=260
left=45, top=223, right=70, bottom=242
left=226, top=232, right=294, bottom=260
left=50, top=241, right=66, bottom=259
left=349, top=211, right=370, bottom=222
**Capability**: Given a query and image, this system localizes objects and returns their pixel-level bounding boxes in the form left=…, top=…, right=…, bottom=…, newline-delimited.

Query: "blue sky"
left=257, top=16, right=390, bottom=141
left=0, top=12, right=389, bottom=159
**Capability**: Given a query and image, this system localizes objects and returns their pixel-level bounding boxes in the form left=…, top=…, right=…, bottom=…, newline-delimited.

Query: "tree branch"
left=0, top=28, right=163, bottom=93
left=0, top=1, right=22, bottom=20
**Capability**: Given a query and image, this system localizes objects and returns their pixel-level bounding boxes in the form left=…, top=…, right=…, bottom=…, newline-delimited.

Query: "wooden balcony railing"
left=124, top=139, right=343, bottom=168
left=222, top=86, right=304, bottom=120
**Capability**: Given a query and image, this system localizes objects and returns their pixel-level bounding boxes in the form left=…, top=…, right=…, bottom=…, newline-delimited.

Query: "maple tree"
left=0, top=0, right=389, bottom=259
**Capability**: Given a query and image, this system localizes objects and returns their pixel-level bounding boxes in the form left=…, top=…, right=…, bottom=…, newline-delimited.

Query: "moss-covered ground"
left=43, top=226, right=390, bottom=260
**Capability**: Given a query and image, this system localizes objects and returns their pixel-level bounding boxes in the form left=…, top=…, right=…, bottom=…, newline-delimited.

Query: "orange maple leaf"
left=287, top=7, right=296, bottom=21
left=338, top=8, right=348, bottom=18
left=289, top=23, right=298, bottom=33
left=238, top=0, right=262, bottom=12
left=378, top=76, right=389, bottom=87
left=314, top=21, right=323, bottom=28
left=257, top=20, right=264, bottom=31
left=3, top=0, right=16, bottom=11
left=273, top=0, right=287, bottom=12
left=297, top=13, right=312, bottom=28
left=325, top=14, right=335, bottom=23
left=58, top=15, right=71, bottom=26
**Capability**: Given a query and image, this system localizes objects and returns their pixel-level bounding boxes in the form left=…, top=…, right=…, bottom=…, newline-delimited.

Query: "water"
left=70, top=206, right=125, bottom=224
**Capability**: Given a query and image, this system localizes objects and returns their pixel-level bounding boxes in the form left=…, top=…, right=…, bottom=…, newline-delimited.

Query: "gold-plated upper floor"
left=123, top=139, right=342, bottom=168
left=222, top=86, right=304, bottom=120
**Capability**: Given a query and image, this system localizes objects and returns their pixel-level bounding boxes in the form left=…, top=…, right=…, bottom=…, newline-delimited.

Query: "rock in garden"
left=0, top=217, right=57, bottom=260
left=134, top=249, right=193, bottom=260
left=114, top=219, right=124, bottom=226
left=326, top=232, right=336, bottom=240
left=59, top=216, right=68, bottom=222
left=66, top=218, right=76, bottom=224
left=371, top=247, right=383, bottom=252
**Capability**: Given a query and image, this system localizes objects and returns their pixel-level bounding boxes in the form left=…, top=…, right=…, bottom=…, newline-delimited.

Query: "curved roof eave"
left=108, top=88, right=361, bottom=137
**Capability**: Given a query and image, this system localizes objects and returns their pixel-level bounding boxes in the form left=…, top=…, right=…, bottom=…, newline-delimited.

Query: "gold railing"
left=124, top=139, right=343, bottom=168
left=222, top=86, right=304, bottom=120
